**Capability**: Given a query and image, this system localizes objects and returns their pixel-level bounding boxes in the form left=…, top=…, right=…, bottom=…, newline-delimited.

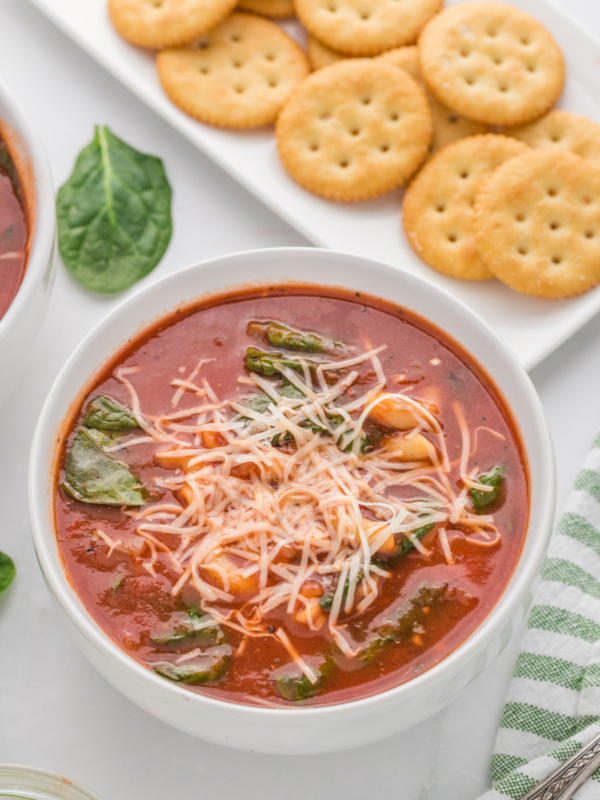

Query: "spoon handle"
left=520, top=730, right=600, bottom=800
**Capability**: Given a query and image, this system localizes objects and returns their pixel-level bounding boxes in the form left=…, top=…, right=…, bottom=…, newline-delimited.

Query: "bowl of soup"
left=28, top=247, right=554, bottom=754
left=0, top=81, right=55, bottom=407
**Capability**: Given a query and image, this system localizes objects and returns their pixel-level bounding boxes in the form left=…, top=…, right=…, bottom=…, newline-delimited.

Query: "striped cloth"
left=480, top=434, right=600, bottom=799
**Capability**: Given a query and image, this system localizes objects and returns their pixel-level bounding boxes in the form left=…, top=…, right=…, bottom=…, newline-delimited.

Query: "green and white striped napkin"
left=480, top=433, right=600, bottom=799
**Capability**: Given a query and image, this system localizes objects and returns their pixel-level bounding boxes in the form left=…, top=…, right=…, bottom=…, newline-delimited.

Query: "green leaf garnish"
left=0, top=552, right=16, bottom=593
left=56, top=125, right=172, bottom=293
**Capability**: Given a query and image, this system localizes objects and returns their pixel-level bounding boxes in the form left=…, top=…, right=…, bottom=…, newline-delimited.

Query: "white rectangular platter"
left=28, top=0, right=600, bottom=370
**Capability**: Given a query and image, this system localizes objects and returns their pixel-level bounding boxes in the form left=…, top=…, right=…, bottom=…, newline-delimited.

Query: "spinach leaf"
left=62, top=428, right=148, bottom=506
left=398, top=523, right=435, bottom=556
left=276, top=672, right=322, bottom=702
left=84, top=395, right=139, bottom=431
left=56, top=126, right=172, bottom=293
left=470, top=466, right=504, bottom=511
left=153, top=645, right=231, bottom=685
left=0, top=552, right=15, bottom=593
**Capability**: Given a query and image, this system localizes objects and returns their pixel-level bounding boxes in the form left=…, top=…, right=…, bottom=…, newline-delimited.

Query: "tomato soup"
left=54, top=286, right=528, bottom=707
left=0, top=135, right=28, bottom=321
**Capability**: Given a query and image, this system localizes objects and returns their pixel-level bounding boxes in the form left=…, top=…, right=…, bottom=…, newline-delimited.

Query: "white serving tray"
left=28, top=0, right=600, bottom=370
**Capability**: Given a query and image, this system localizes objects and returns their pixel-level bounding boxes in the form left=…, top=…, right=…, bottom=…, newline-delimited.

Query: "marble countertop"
left=1, top=0, right=600, bottom=797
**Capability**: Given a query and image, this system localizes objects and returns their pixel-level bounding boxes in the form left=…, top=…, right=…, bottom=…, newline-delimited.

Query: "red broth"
left=0, top=138, right=28, bottom=321
left=54, top=286, right=528, bottom=707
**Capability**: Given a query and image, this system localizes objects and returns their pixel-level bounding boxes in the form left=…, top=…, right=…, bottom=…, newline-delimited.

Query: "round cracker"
left=108, top=0, right=237, bottom=49
left=237, top=0, right=295, bottom=17
left=157, top=13, right=309, bottom=128
left=376, top=46, right=488, bottom=152
left=418, top=1, right=565, bottom=126
left=473, top=150, right=600, bottom=298
left=403, top=134, right=527, bottom=280
left=508, top=110, right=600, bottom=170
left=294, top=0, right=443, bottom=57
left=306, top=35, right=348, bottom=70
left=276, top=59, right=433, bottom=201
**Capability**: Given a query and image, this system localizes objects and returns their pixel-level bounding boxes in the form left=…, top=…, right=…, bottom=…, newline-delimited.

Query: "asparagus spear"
left=247, top=321, right=342, bottom=354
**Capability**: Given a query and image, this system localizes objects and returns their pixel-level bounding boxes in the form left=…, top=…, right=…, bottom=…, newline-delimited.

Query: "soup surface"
left=0, top=137, right=27, bottom=321
left=54, top=286, right=528, bottom=707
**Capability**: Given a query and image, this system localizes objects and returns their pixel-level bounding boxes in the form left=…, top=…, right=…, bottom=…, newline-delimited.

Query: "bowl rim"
left=0, top=79, right=55, bottom=338
left=0, top=763, right=103, bottom=800
left=28, top=246, right=556, bottom=721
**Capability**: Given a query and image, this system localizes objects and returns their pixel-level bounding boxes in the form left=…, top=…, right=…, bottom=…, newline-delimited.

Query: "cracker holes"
left=447, top=232, right=459, bottom=243
left=349, top=126, right=361, bottom=137
left=232, top=59, right=244, bottom=69
left=148, top=0, right=165, bottom=8
left=464, top=76, right=477, bottom=86
left=327, top=2, right=338, bottom=11
left=308, top=142, right=320, bottom=152
left=492, top=55, right=504, bottom=65
left=379, top=143, right=391, bottom=153
left=549, top=221, right=560, bottom=231
left=551, top=255, right=563, bottom=265
left=515, top=212, right=526, bottom=222
left=550, top=133, right=561, bottom=142
left=234, top=84, right=246, bottom=94
left=486, top=27, right=499, bottom=37
left=448, top=114, right=460, bottom=124
left=526, top=63, right=537, bottom=73
left=267, top=77, right=279, bottom=88
left=458, top=169, right=470, bottom=180
left=498, top=81, right=510, bottom=93
left=459, top=47, right=471, bottom=58
left=436, top=203, right=446, bottom=214
left=389, top=111, right=401, bottom=121
left=265, top=53, right=277, bottom=62
left=359, top=10, right=372, bottom=19
left=582, top=196, right=593, bottom=205
left=196, top=40, right=209, bottom=50
left=230, top=33, right=242, bottom=42
left=547, top=187, right=559, bottom=197
left=320, top=112, right=332, bottom=121
left=520, top=35, right=531, bottom=45
left=517, top=246, right=529, bottom=256
left=361, top=96, right=372, bottom=105
left=585, top=230, right=596, bottom=239
left=339, top=158, right=351, bottom=169
left=199, top=66, right=211, bottom=75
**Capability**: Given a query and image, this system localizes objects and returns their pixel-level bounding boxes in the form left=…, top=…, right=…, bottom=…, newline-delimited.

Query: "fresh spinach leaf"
left=62, top=428, right=148, bottom=506
left=56, top=125, right=172, bottom=293
left=84, top=395, right=139, bottom=431
left=0, top=552, right=15, bottom=593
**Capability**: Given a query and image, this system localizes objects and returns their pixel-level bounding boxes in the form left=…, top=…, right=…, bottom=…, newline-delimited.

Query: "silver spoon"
left=520, top=730, right=600, bottom=799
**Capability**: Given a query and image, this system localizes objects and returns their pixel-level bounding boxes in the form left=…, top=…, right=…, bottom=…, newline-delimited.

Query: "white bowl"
left=0, top=81, right=56, bottom=407
left=28, top=247, right=555, bottom=755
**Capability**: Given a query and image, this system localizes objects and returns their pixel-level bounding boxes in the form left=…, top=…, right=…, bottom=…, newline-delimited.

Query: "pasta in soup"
left=54, top=285, right=528, bottom=706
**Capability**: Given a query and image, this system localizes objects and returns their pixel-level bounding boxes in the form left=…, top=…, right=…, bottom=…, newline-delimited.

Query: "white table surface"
left=1, top=0, right=600, bottom=797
